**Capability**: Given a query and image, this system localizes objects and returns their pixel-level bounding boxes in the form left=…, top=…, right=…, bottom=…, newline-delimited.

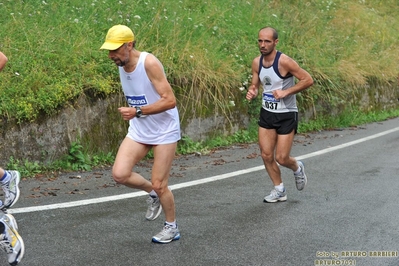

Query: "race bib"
left=125, top=95, right=148, bottom=117
left=125, top=95, right=148, bottom=107
left=262, top=93, right=280, bottom=110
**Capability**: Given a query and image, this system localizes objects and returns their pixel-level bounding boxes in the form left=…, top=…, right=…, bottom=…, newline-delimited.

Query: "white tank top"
left=258, top=51, right=297, bottom=113
left=119, top=52, right=181, bottom=144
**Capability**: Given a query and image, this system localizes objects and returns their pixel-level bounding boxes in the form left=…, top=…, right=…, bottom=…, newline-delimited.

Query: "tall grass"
left=0, top=0, right=398, bottom=123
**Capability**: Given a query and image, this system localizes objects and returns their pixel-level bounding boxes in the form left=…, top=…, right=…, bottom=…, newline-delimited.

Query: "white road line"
left=9, top=126, right=399, bottom=214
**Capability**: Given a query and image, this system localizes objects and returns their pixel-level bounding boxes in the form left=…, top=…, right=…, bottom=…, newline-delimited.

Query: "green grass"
left=1, top=0, right=398, bottom=122
left=298, top=108, right=399, bottom=133
left=1, top=0, right=258, bottom=122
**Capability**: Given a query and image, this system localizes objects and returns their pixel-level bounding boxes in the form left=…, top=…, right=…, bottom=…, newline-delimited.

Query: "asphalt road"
left=4, top=117, right=399, bottom=266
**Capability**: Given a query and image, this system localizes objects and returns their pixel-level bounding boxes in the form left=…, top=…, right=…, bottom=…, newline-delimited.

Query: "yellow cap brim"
left=100, top=42, right=124, bottom=50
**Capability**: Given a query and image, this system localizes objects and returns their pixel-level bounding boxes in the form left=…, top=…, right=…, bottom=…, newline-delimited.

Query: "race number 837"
left=262, top=93, right=280, bottom=110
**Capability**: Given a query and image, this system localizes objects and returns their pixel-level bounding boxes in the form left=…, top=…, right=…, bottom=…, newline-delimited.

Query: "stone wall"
left=0, top=94, right=125, bottom=165
left=0, top=93, right=249, bottom=166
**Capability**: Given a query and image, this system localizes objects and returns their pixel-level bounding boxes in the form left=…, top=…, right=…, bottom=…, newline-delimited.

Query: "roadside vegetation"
left=1, top=0, right=398, bottom=176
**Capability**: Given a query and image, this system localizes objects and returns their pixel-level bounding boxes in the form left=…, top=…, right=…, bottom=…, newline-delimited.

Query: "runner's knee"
left=151, top=180, right=168, bottom=196
left=261, top=151, right=274, bottom=163
left=112, top=170, right=130, bottom=184
left=275, top=154, right=290, bottom=166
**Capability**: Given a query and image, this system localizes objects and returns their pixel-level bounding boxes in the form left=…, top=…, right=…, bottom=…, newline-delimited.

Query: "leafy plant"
left=6, top=157, right=42, bottom=177
left=177, top=136, right=205, bottom=155
left=65, top=141, right=92, bottom=171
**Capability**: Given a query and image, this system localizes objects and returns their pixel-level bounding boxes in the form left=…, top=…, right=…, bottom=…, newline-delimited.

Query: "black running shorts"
left=258, top=108, right=298, bottom=134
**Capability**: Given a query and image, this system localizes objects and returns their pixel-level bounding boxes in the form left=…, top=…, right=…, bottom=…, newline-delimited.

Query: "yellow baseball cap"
left=100, top=25, right=135, bottom=50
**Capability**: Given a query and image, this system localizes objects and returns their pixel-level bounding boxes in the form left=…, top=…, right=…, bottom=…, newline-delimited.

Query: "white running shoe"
left=145, top=196, right=162, bottom=221
left=0, top=213, right=25, bottom=265
left=263, top=188, right=287, bottom=203
left=294, top=161, right=307, bottom=191
left=152, top=224, right=181, bottom=244
left=1, top=171, right=21, bottom=209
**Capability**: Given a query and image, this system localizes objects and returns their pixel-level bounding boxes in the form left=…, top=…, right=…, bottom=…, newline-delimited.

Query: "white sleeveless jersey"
left=258, top=51, right=297, bottom=113
left=119, top=52, right=181, bottom=144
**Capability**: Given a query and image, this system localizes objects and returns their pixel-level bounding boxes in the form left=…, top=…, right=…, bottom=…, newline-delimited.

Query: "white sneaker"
left=1, top=171, right=21, bottom=209
left=0, top=213, right=25, bottom=265
left=294, top=161, right=307, bottom=191
left=263, top=188, right=287, bottom=203
left=145, top=196, right=162, bottom=221
left=152, top=224, right=181, bottom=244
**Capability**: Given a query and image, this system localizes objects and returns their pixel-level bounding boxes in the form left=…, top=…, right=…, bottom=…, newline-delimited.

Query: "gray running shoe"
left=0, top=213, right=25, bottom=266
left=152, top=224, right=181, bottom=244
left=145, top=196, right=162, bottom=221
left=294, top=161, right=307, bottom=191
left=1, top=171, right=21, bottom=209
left=263, top=188, right=287, bottom=203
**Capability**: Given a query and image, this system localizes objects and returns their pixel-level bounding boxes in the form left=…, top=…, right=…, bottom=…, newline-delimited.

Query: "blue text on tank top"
left=126, top=95, right=148, bottom=107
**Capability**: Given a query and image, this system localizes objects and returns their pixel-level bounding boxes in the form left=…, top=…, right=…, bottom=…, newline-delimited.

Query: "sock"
left=275, top=183, right=285, bottom=192
left=294, top=166, right=301, bottom=175
left=0, top=171, right=10, bottom=183
left=149, top=190, right=158, bottom=198
left=165, top=220, right=177, bottom=228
